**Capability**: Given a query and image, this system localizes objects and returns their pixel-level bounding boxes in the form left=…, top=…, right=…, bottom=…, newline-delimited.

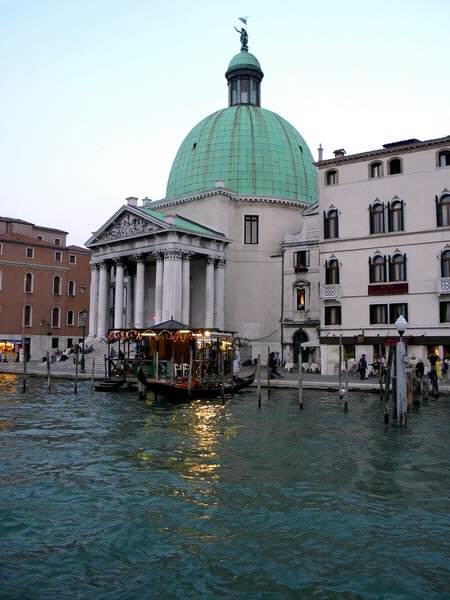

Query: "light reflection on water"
left=0, top=375, right=450, bottom=599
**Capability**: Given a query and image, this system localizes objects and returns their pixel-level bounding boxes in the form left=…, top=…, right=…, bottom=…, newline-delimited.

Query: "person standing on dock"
left=358, top=354, right=368, bottom=380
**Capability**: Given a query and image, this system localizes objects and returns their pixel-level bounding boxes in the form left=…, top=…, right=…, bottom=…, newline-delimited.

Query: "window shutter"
left=323, top=211, right=328, bottom=238
left=383, top=304, right=388, bottom=323
left=383, top=256, right=387, bottom=282
left=403, top=254, right=407, bottom=281
left=436, top=196, right=442, bottom=227
left=325, top=260, right=329, bottom=285
left=370, top=305, right=375, bottom=324
left=400, top=200, right=404, bottom=231
left=440, top=302, right=445, bottom=323
left=382, top=203, right=386, bottom=233
left=388, top=255, right=392, bottom=281
left=368, top=257, right=373, bottom=283
left=336, top=262, right=340, bottom=285
left=369, top=205, right=373, bottom=234
left=441, top=251, right=444, bottom=278
left=387, top=202, right=392, bottom=232
left=335, top=213, right=339, bottom=238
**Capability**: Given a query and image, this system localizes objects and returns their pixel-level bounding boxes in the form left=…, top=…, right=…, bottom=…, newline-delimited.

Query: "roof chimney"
left=126, top=196, right=138, bottom=207
left=142, top=196, right=152, bottom=207
left=333, top=148, right=346, bottom=157
left=317, top=144, right=324, bottom=161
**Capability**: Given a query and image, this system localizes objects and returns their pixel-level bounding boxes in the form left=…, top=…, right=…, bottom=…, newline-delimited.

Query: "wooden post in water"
left=298, top=360, right=303, bottom=410
left=21, top=333, right=27, bottom=394
left=155, top=351, right=159, bottom=382
left=378, top=343, right=384, bottom=400
left=392, top=348, right=398, bottom=422
left=138, top=360, right=146, bottom=400
left=267, top=346, right=271, bottom=397
left=383, top=346, right=394, bottom=424
left=46, top=351, right=51, bottom=391
left=170, top=344, right=175, bottom=384
left=338, top=335, right=343, bottom=396
left=91, top=358, right=96, bottom=390
left=188, top=346, right=193, bottom=398
left=74, top=347, right=79, bottom=394
left=220, top=350, right=225, bottom=404
left=344, top=364, right=349, bottom=412
left=104, top=354, right=107, bottom=380
left=256, top=354, right=261, bottom=408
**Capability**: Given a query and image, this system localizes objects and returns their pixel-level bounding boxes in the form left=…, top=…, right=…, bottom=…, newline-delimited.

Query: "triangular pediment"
left=86, top=206, right=167, bottom=247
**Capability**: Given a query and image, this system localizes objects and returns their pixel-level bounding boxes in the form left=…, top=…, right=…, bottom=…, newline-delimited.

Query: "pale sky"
left=1, top=0, right=449, bottom=246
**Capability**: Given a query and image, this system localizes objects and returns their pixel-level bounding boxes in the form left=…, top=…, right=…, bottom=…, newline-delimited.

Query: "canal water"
left=1, top=375, right=449, bottom=599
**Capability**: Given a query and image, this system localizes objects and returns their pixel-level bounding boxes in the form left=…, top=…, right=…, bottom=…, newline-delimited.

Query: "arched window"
left=51, top=307, right=60, bottom=328
left=369, top=161, right=383, bottom=178
left=24, top=272, right=33, bottom=293
left=441, top=249, right=450, bottom=277
left=68, top=280, right=75, bottom=296
left=325, top=169, right=338, bottom=186
left=436, top=194, right=450, bottom=227
left=324, top=209, right=339, bottom=239
left=388, top=200, right=404, bottom=232
left=389, top=253, right=407, bottom=281
left=0, top=270, right=2, bottom=291
left=24, top=305, right=32, bottom=327
left=369, top=255, right=386, bottom=283
left=369, top=202, right=385, bottom=234
left=325, top=258, right=340, bottom=284
left=388, top=157, right=402, bottom=175
left=67, top=310, right=74, bottom=326
left=294, top=281, right=309, bottom=311
left=437, top=150, right=450, bottom=168
left=53, top=276, right=61, bottom=295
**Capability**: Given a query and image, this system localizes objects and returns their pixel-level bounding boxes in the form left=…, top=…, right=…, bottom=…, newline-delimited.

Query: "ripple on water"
left=1, top=376, right=450, bottom=599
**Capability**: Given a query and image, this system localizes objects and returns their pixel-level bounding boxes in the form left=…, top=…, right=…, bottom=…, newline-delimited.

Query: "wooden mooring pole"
left=298, top=360, right=303, bottom=410
left=256, top=354, right=261, bottom=409
left=91, top=358, right=96, bottom=391
left=267, top=346, right=271, bottom=397
left=46, top=351, right=51, bottom=391
left=74, top=347, right=79, bottom=394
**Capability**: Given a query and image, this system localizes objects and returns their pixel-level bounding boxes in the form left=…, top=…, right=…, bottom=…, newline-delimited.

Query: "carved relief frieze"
left=96, top=212, right=158, bottom=243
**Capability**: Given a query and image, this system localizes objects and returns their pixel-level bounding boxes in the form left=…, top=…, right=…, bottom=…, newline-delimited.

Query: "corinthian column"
left=182, top=252, right=192, bottom=325
left=113, top=259, right=125, bottom=329
left=97, top=262, right=110, bottom=338
left=125, top=270, right=134, bottom=329
left=88, top=263, right=99, bottom=337
left=154, top=252, right=164, bottom=324
left=162, top=249, right=183, bottom=322
left=214, top=258, right=225, bottom=330
left=134, top=255, right=145, bottom=329
left=205, top=256, right=215, bottom=328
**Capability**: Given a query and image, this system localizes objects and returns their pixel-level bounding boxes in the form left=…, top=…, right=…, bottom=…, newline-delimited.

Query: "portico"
left=86, top=203, right=228, bottom=338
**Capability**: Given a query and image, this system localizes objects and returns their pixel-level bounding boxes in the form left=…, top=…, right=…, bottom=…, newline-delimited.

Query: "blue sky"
left=1, top=0, right=449, bottom=245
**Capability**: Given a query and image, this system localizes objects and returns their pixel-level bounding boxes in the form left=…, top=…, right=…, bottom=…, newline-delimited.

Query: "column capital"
left=153, top=251, right=164, bottom=262
left=133, top=254, right=145, bottom=263
left=215, top=258, right=226, bottom=268
left=206, top=256, right=216, bottom=266
left=113, top=258, right=125, bottom=267
left=89, top=262, right=99, bottom=271
left=164, top=249, right=183, bottom=261
left=182, top=251, right=194, bottom=261
left=98, top=261, right=109, bottom=271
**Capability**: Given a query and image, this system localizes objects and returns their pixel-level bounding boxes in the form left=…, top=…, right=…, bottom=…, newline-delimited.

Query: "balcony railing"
left=438, top=277, right=450, bottom=294
left=320, top=284, right=341, bottom=300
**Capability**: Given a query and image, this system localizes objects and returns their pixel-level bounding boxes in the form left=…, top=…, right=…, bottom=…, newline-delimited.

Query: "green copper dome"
left=226, top=50, right=262, bottom=75
left=166, top=105, right=318, bottom=203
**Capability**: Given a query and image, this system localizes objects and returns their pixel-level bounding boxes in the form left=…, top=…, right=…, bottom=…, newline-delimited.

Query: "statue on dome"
left=234, top=23, right=248, bottom=52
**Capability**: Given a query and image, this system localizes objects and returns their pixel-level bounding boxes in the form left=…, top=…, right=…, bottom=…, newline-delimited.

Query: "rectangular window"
left=370, top=304, right=388, bottom=324
left=0, top=243, right=3, bottom=255
left=440, top=302, right=450, bottom=323
left=24, top=305, right=32, bottom=327
left=55, top=251, right=62, bottom=262
left=294, top=250, right=310, bottom=270
left=343, top=344, right=355, bottom=360
left=26, top=247, right=34, bottom=259
left=54, top=238, right=61, bottom=246
left=296, top=288, right=306, bottom=310
left=36, top=235, right=43, bottom=240
left=389, top=303, right=408, bottom=324
left=244, top=215, right=259, bottom=244
left=51, top=337, right=59, bottom=349
left=67, top=338, right=73, bottom=348
left=324, top=305, right=341, bottom=325
left=69, top=254, right=76, bottom=264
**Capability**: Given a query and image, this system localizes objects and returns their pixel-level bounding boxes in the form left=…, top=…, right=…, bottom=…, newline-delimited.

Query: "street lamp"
left=395, top=315, right=408, bottom=338
left=80, top=310, right=88, bottom=373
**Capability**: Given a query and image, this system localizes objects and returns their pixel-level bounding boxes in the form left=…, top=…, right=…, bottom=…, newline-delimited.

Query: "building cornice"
left=0, top=259, right=69, bottom=272
left=316, top=135, right=450, bottom=168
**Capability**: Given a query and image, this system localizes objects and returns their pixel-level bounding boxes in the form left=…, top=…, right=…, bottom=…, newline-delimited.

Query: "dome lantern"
left=225, top=29, right=263, bottom=107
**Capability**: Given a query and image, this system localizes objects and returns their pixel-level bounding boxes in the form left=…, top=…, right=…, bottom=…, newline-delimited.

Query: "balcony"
left=438, top=277, right=450, bottom=294
left=320, top=284, right=341, bottom=300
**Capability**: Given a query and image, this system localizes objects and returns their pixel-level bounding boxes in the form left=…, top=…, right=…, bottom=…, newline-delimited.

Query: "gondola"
left=94, top=379, right=137, bottom=392
left=137, top=366, right=255, bottom=401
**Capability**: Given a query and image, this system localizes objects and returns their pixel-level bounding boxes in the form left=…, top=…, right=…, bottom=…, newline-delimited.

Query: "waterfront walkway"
left=1, top=359, right=449, bottom=394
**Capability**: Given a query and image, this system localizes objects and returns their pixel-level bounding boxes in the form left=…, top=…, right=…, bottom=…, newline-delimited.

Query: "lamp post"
left=80, top=310, right=88, bottom=373
left=394, top=315, right=408, bottom=425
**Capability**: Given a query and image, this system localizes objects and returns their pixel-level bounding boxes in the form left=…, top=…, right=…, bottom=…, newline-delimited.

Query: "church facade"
left=86, top=38, right=318, bottom=361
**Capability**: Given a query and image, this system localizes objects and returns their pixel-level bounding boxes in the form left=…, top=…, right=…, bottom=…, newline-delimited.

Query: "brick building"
left=0, top=217, right=91, bottom=360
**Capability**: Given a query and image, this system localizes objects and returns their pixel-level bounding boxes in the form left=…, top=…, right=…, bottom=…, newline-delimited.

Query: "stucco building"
left=87, top=38, right=318, bottom=360
left=317, top=137, right=450, bottom=374
left=0, top=217, right=91, bottom=360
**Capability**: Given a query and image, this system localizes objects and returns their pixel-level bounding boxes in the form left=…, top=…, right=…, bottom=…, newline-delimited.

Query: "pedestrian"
left=443, top=357, right=449, bottom=381
left=268, top=352, right=282, bottom=379
left=358, top=354, right=368, bottom=380
left=415, top=359, right=425, bottom=380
